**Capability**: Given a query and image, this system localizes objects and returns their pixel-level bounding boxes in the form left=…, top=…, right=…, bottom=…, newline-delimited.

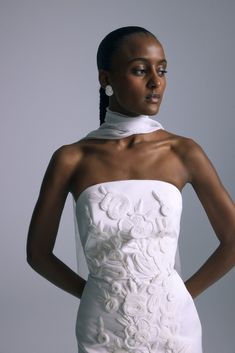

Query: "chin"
left=149, top=110, right=159, bottom=116
left=142, top=102, right=161, bottom=116
left=146, top=107, right=160, bottom=116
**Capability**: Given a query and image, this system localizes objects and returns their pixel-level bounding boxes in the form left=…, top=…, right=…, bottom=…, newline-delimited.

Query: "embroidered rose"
left=96, top=250, right=106, bottom=263
left=111, top=281, right=123, bottom=295
left=123, top=293, right=146, bottom=317
left=97, top=331, right=110, bottom=344
left=104, top=297, right=119, bottom=313
left=109, top=249, right=123, bottom=261
left=124, top=337, right=139, bottom=349
left=99, top=190, right=130, bottom=220
left=134, top=329, right=151, bottom=344
left=119, top=214, right=153, bottom=239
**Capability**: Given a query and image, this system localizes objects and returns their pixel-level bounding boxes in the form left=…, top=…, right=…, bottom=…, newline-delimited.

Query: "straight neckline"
left=75, top=179, right=182, bottom=205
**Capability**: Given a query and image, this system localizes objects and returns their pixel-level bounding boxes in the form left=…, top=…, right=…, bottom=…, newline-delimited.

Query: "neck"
left=105, top=107, right=150, bottom=125
left=106, top=107, right=148, bottom=120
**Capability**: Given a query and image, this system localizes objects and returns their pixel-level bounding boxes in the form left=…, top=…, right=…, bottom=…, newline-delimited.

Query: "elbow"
left=27, top=251, right=37, bottom=268
left=220, top=238, right=235, bottom=267
left=26, top=246, right=50, bottom=272
left=26, top=243, right=34, bottom=266
left=27, top=249, right=41, bottom=270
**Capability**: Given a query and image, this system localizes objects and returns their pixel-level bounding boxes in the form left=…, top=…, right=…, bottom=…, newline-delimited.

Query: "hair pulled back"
left=97, top=26, right=156, bottom=125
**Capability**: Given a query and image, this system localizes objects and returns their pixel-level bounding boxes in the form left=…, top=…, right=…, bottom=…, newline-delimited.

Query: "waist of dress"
left=87, top=268, right=178, bottom=286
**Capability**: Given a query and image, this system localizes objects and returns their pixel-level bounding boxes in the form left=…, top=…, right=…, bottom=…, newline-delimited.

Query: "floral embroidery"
left=98, top=288, right=120, bottom=313
left=119, top=213, right=154, bottom=239
left=99, top=185, right=131, bottom=220
left=82, top=185, right=190, bottom=352
left=97, top=316, right=110, bottom=344
left=105, top=297, right=119, bottom=313
left=152, top=190, right=170, bottom=217
left=123, top=292, right=146, bottom=317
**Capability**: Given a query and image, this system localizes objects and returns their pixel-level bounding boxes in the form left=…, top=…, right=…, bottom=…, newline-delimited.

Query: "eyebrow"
left=127, top=57, right=167, bottom=65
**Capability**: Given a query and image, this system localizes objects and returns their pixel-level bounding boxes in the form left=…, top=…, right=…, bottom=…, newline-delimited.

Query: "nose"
left=147, top=68, right=161, bottom=89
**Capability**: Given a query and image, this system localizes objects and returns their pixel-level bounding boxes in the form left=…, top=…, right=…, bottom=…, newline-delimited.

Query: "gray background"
left=0, top=0, right=234, bottom=352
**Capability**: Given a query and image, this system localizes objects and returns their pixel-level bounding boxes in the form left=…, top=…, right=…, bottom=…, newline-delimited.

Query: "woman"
left=27, top=26, right=235, bottom=353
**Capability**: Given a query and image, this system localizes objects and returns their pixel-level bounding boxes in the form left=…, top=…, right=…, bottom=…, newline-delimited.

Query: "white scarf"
left=84, top=108, right=164, bottom=139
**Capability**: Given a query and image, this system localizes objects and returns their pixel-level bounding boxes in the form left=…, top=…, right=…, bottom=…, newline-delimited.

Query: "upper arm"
left=184, top=139, right=235, bottom=244
left=27, top=145, right=80, bottom=260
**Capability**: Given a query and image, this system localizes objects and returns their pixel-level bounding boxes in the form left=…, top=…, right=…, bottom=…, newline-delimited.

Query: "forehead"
left=112, top=33, right=165, bottom=66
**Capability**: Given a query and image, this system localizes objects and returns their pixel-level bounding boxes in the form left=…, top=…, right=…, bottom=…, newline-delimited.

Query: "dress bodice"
left=75, top=180, right=182, bottom=282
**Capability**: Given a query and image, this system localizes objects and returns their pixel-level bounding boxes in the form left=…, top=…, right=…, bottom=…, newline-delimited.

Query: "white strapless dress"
left=75, top=180, right=203, bottom=353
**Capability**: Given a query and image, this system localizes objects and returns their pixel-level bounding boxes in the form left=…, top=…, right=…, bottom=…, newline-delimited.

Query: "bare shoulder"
left=173, top=136, right=212, bottom=184
left=162, top=130, right=210, bottom=185
left=162, top=130, right=202, bottom=158
left=35, top=141, right=86, bottom=206
left=168, top=131, right=221, bottom=188
left=164, top=131, right=200, bottom=156
left=49, top=142, right=84, bottom=176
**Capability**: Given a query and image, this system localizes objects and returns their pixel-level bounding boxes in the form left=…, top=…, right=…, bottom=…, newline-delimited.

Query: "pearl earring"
left=105, top=85, right=113, bottom=97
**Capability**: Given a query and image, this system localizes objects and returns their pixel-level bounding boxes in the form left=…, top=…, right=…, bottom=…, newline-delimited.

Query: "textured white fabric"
left=75, top=180, right=203, bottom=353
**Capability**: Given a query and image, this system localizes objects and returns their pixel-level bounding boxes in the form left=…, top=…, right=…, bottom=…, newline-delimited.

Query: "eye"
left=132, top=67, right=147, bottom=76
left=157, top=68, right=168, bottom=77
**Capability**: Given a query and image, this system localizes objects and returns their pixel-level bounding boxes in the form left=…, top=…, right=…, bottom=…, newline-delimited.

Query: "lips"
left=145, top=93, right=161, bottom=103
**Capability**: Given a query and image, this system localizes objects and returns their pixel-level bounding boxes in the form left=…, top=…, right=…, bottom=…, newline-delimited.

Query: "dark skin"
left=27, top=33, right=235, bottom=300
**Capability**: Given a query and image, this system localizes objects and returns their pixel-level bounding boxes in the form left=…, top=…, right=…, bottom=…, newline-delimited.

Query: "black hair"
left=97, top=26, right=156, bottom=125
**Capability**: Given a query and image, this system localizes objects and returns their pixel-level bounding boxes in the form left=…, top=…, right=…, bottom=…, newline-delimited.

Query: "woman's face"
left=103, top=34, right=167, bottom=117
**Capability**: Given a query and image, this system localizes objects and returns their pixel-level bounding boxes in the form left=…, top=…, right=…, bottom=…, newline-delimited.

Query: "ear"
left=98, top=69, right=111, bottom=89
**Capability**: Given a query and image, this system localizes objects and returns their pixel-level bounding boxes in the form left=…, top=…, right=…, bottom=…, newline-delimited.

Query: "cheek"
left=162, top=77, right=167, bottom=88
left=118, top=87, right=144, bottom=106
left=114, top=79, right=143, bottom=99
